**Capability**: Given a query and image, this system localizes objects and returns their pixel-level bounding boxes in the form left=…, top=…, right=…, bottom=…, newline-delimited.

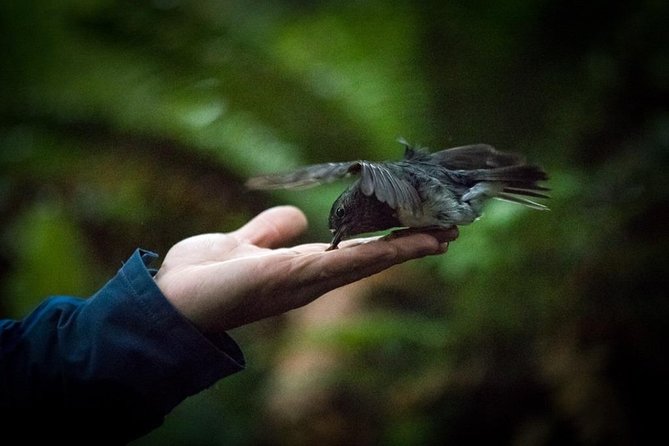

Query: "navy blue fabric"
left=0, top=249, right=245, bottom=442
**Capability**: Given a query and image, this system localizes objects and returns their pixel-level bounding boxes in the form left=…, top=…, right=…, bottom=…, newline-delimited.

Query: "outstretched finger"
left=265, top=232, right=450, bottom=313
left=321, top=232, right=444, bottom=281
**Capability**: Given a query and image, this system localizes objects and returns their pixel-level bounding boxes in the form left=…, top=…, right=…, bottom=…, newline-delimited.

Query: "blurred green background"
left=1, top=0, right=668, bottom=444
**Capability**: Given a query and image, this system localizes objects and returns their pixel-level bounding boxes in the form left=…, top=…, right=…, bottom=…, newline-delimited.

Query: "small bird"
left=246, top=140, right=549, bottom=250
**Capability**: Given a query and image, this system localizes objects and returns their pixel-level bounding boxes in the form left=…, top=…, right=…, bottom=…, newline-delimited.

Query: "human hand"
left=154, top=206, right=458, bottom=333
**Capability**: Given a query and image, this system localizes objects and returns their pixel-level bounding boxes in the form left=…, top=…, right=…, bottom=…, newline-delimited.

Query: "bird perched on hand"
left=246, top=139, right=549, bottom=250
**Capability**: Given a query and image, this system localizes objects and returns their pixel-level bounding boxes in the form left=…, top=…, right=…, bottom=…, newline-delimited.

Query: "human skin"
left=154, top=206, right=458, bottom=333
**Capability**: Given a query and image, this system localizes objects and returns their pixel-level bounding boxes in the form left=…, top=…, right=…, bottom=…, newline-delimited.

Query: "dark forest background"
left=1, top=1, right=668, bottom=444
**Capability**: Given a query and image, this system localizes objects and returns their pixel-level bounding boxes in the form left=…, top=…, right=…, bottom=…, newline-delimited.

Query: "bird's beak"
left=326, top=227, right=345, bottom=251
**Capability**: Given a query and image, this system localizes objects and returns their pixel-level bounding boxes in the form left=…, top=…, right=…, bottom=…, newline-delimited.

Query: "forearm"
left=0, top=249, right=245, bottom=441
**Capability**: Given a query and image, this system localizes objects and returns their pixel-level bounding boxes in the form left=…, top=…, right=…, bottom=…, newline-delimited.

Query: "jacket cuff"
left=105, top=248, right=246, bottom=406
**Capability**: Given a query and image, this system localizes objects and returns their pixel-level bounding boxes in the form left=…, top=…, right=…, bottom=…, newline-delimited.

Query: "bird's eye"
left=335, top=206, right=345, bottom=218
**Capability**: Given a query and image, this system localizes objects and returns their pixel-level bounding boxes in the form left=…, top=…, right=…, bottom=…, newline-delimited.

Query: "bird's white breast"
left=395, top=204, right=443, bottom=227
left=395, top=192, right=480, bottom=227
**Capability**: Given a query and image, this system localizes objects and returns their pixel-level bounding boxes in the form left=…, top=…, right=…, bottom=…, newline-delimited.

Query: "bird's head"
left=327, top=183, right=401, bottom=250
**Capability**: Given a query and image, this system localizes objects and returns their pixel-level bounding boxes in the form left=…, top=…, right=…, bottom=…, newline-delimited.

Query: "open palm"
left=154, top=206, right=458, bottom=332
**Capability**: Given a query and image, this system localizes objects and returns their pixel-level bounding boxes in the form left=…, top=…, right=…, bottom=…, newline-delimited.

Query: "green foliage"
left=2, top=0, right=668, bottom=444
left=3, top=199, right=95, bottom=317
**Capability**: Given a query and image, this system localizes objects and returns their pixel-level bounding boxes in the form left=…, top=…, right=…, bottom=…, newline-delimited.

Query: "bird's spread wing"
left=430, top=144, right=525, bottom=170
left=357, top=162, right=421, bottom=212
left=247, top=161, right=421, bottom=212
left=245, top=162, right=358, bottom=189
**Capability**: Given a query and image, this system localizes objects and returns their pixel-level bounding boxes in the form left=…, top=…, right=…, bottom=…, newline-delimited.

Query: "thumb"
left=233, top=206, right=308, bottom=248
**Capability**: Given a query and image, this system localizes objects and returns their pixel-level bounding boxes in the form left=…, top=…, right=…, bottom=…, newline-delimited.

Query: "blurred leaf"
left=3, top=200, right=95, bottom=317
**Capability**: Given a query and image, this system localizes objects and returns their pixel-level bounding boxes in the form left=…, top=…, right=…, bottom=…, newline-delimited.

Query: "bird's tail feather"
left=472, top=165, right=547, bottom=182
left=471, top=165, right=550, bottom=210
left=496, top=193, right=549, bottom=210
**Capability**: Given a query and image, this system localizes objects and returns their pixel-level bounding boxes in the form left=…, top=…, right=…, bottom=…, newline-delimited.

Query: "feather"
left=246, top=162, right=358, bottom=190
left=495, top=193, right=550, bottom=211
left=502, top=187, right=551, bottom=199
left=432, top=144, right=524, bottom=169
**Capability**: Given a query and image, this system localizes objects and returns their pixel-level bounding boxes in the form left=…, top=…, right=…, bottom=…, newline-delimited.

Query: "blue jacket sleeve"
left=0, top=248, right=245, bottom=442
